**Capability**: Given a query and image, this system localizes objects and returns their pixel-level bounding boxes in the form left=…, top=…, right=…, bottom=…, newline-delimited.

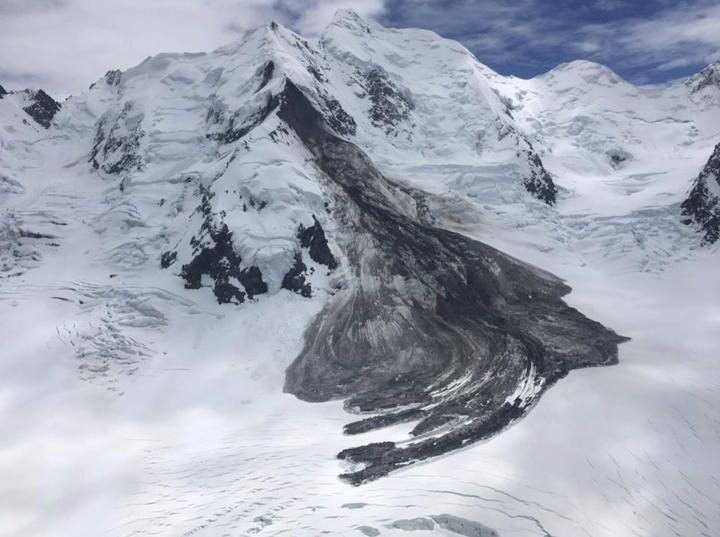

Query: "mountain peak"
left=549, top=59, right=619, bottom=76
left=328, top=8, right=374, bottom=33
left=537, top=59, right=625, bottom=86
left=686, top=61, right=720, bottom=93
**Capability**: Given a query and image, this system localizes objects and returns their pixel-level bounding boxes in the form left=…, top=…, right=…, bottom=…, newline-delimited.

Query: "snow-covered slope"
left=1, top=9, right=719, bottom=537
left=319, top=10, right=557, bottom=203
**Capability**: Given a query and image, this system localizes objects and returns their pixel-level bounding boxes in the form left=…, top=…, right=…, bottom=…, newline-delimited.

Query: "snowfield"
left=1, top=9, right=719, bottom=537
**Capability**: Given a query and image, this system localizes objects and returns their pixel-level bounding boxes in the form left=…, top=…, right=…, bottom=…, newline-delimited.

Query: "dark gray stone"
left=522, top=146, right=557, bottom=205
left=90, top=101, right=143, bottom=175
left=22, top=89, right=61, bottom=128
left=431, top=514, right=498, bottom=537
left=281, top=253, right=312, bottom=297
left=388, top=518, right=434, bottom=531
left=365, top=67, right=413, bottom=135
left=682, top=142, right=720, bottom=244
left=278, top=80, right=627, bottom=484
left=298, top=216, right=338, bottom=269
left=208, top=92, right=281, bottom=145
left=180, top=193, right=267, bottom=303
left=256, top=61, right=275, bottom=93
left=160, top=251, right=177, bottom=268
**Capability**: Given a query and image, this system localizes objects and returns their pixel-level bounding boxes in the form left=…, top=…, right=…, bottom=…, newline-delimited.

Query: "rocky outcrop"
left=492, top=120, right=558, bottom=205
left=160, top=251, right=177, bottom=269
left=176, top=193, right=268, bottom=304
left=320, top=93, right=357, bottom=137
left=256, top=61, right=274, bottom=93
left=90, top=101, right=144, bottom=175
left=607, top=149, right=632, bottom=169
left=682, top=143, right=720, bottom=244
left=22, top=89, right=61, bottom=128
left=278, top=80, right=626, bottom=484
left=105, top=69, right=122, bottom=87
left=298, top=217, right=338, bottom=269
left=522, top=147, right=557, bottom=205
left=364, top=68, right=413, bottom=135
left=90, top=70, right=122, bottom=90
left=281, top=253, right=313, bottom=297
left=207, top=92, right=281, bottom=145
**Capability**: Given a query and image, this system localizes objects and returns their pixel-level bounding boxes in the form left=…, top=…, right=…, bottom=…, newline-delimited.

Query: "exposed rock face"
left=105, top=69, right=122, bottom=87
left=298, top=217, right=338, bottom=269
left=522, top=147, right=557, bottom=205
left=22, top=89, right=61, bottom=128
left=607, top=149, right=632, bottom=169
left=365, top=68, right=413, bottom=135
left=256, top=61, right=274, bottom=92
left=281, top=253, right=313, bottom=297
left=320, top=93, right=357, bottom=136
left=383, top=515, right=499, bottom=537
left=281, top=218, right=338, bottom=297
left=388, top=518, right=435, bottom=531
left=89, top=69, right=122, bottom=89
left=682, top=142, right=720, bottom=244
left=90, top=101, right=144, bottom=175
left=431, top=514, right=499, bottom=537
left=488, top=119, right=557, bottom=205
left=0, top=85, right=7, bottom=98
left=160, top=251, right=177, bottom=269
left=178, top=193, right=268, bottom=304
left=206, top=91, right=282, bottom=145
left=279, top=80, right=626, bottom=484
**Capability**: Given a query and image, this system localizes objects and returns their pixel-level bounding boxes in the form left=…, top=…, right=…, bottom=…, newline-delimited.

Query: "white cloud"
left=1, top=0, right=718, bottom=95
left=276, top=0, right=384, bottom=35
left=573, top=2, right=720, bottom=75
left=577, top=41, right=602, bottom=54
left=0, top=0, right=382, bottom=97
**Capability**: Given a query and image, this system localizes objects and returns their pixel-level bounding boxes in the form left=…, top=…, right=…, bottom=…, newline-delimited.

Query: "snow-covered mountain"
left=1, top=9, right=719, bottom=537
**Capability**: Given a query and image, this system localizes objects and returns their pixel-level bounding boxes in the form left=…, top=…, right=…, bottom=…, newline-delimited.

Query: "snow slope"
left=1, top=9, right=719, bottom=537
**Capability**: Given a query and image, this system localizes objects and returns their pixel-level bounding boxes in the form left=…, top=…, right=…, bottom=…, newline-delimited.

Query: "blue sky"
left=1, top=0, right=718, bottom=96
left=378, top=0, right=720, bottom=83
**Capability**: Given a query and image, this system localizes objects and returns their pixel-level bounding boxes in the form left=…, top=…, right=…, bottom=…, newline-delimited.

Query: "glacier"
left=0, top=9, right=719, bottom=537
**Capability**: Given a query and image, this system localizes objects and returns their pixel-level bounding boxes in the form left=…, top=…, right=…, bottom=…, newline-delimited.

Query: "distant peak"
left=539, top=59, right=624, bottom=84
left=213, top=20, right=297, bottom=56
left=554, top=59, right=615, bottom=73
left=332, top=8, right=366, bottom=22
left=329, top=8, right=373, bottom=32
left=686, top=61, right=720, bottom=93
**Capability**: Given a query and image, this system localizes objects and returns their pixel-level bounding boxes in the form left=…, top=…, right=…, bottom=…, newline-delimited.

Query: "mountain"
left=682, top=142, right=720, bottom=243
left=1, top=9, right=719, bottom=537
left=0, top=85, right=60, bottom=128
left=686, top=61, right=720, bottom=96
left=1, top=13, right=622, bottom=483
